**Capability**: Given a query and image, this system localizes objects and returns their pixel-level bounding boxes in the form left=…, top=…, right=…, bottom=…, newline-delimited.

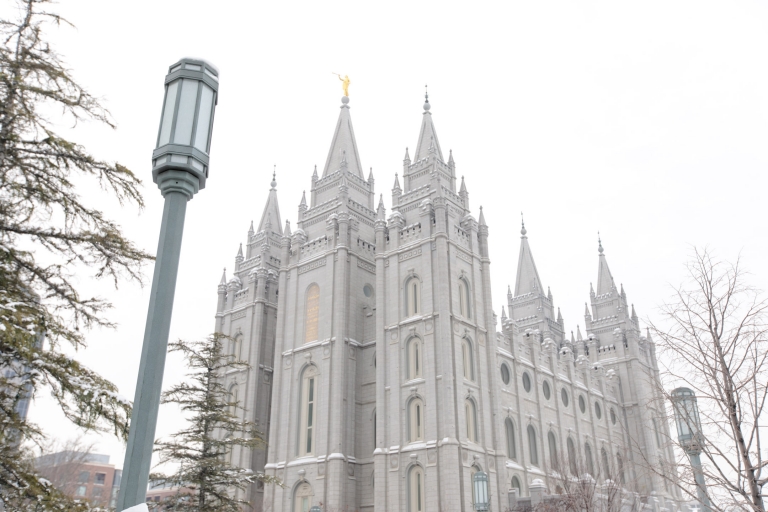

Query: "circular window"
left=610, top=408, right=617, bottom=425
left=542, top=381, right=551, bottom=400
left=522, top=372, right=531, bottom=392
left=501, top=364, right=511, bottom=385
left=561, top=388, right=569, bottom=407
left=363, top=284, right=374, bottom=298
left=595, top=402, right=602, bottom=419
left=579, top=395, right=586, bottom=414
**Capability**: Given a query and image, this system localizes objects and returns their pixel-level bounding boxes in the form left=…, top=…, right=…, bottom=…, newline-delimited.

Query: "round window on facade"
left=561, top=388, right=569, bottom=407
left=579, top=395, right=586, bottom=414
left=595, top=402, right=602, bottom=419
left=501, top=363, right=511, bottom=385
left=522, top=372, right=531, bottom=393
left=610, top=408, right=617, bottom=425
left=363, top=284, right=374, bottom=298
left=542, top=380, right=551, bottom=400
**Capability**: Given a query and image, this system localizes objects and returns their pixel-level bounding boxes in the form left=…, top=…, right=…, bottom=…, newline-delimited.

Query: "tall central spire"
left=596, top=233, right=615, bottom=295
left=256, top=169, right=282, bottom=235
left=413, top=88, right=444, bottom=162
left=514, top=218, right=544, bottom=296
left=322, top=96, right=364, bottom=178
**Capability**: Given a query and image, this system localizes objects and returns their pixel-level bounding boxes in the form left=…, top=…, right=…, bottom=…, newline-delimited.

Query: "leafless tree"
left=33, top=438, right=96, bottom=499
left=648, top=248, right=768, bottom=512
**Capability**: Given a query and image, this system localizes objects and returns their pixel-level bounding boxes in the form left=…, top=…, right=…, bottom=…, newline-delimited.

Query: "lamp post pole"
left=671, top=387, right=711, bottom=512
left=116, top=58, right=219, bottom=512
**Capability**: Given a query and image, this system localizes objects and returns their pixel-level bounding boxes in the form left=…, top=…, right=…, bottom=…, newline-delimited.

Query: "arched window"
left=601, top=448, right=610, bottom=478
left=617, top=453, right=625, bottom=484
left=459, top=278, right=471, bottom=319
left=561, top=388, right=569, bottom=407
left=298, top=366, right=318, bottom=456
left=407, top=337, right=423, bottom=380
left=505, top=418, right=516, bottom=460
left=579, top=395, right=586, bottom=414
left=230, top=334, right=243, bottom=359
left=567, top=437, right=577, bottom=476
left=500, top=363, right=510, bottom=385
left=595, top=401, right=602, bottom=420
left=408, top=398, right=424, bottom=443
left=542, top=380, right=551, bottom=400
left=405, top=277, right=421, bottom=317
left=548, top=432, right=558, bottom=468
left=527, top=425, right=538, bottom=466
left=294, top=482, right=313, bottom=512
left=408, top=466, right=425, bottom=512
left=585, top=442, right=594, bottom=476
left=304, top=284, right=320, bottom=343
left=228, top=383, right=239, bottom=416
left=522, top=372, right=531, bottom=392
left=462, top=338, right=475, bottom=381
left=511, top=476, right=522, bottom=495
left=465, top=399, right=478, bottom=443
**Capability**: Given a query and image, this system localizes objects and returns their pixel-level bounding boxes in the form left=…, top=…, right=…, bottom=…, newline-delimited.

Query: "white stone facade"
left=215, top=95, right=680, bottom=511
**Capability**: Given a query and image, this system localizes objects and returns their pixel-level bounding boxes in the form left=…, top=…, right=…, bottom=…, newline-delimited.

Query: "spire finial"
left=521, top=212, right=527, bottom=236
left=423, top=84, right=431, bottom=111
left=598, top=231, right=604, bottom=254
left=271, top=165, right=277, bottom=190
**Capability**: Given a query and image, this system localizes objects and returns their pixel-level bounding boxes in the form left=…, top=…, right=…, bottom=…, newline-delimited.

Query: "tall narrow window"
left=567, top=437, right=577, bottom=476
left=409, top=398, right=424, bottom=442
left=462, top=339, right=474, bottom=381
left=528, top=425, right=538, bottom=466
left=407, top=338, right=422, bottom=380
left=228, top=384, right=239, bottom=416
left=585, top=443, right=594, bottom=476
left=601, top=448, right=610, bottom=478
left=299, top=367, right=318, bottom=456
left=465, top=399, right=478, bottom=443
left=406, top=277, right=421, bottom=317
left=304, top=284, right=320, bottom=343
left=294, top=482, right=313, bottom=512
left=511, top=476, right=522, bottom=495
left=459, top=279, right=471, bottom=319
left=652, top=418, right=661, bottom=448
left=617, top=453, right=625, bottom=484
left=548, top=432, right=558, bottom=468
left=230, top=334, right=243, bottom=359
left=505, top=418, right=516, bottom=460
left=409, top=466, right=425, bottom=512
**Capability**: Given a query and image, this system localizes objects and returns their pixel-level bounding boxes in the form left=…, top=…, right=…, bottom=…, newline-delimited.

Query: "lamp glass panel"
left=157, top=80, right=179, bottom=147
left=173, top=79, right=199, bottom=145
left=194, top=84, right=214, bottom=152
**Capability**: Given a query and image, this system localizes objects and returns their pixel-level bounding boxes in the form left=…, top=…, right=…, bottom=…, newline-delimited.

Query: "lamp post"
left=474, top=471, right=490, bottom=511
left=671, top=387, right=710, bottom=512
left=116, top=58, right=219, bottom=511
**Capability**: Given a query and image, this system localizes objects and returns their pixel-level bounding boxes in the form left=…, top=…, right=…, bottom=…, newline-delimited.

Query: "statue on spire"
left=334, top=73, right=351, bottom=97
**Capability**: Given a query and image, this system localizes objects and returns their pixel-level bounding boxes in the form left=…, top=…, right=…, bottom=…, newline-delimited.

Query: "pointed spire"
left=368, top=167, right=374, bottom=182
left=585, top=302, right=590, bottom=317
left=248, top=220, right=254, bottom=236
left=459, top=176, right=467, bottom=194
left=576, top=325, right=583, bottom=341
left=631, top=304, right=637, bottom=319
left=219, top=268, right=227, bottom=285
left=548, top=286, right=552, bottom=301
left=596, top=233, right=615, bottom=295
left=507, top=285, right=512, bottom=298
left=236, top=243, right=243, bottom=258
left=256, top=171, right=282, bottom=235
left=404, top=147, right=411, bottom=162
left=557, top=307, right=563, bottom=323
left=501, top=305, right=507, bottom=320
left=478, top=206, right=486, bottom=226
left=393, top=173, right=401, bottom=192
left=284, top=219, right=292, bottom=237
left=448, top=149, right=455, bottom=165
left=377, top=194, right=386, bottom=220
left=514, top=218, right=544, bottom=297
left=323, top=96, right=364, bottom=177
left=270, top=166, right=277, bottom=190
left=300, top=191, right=307, bottom=208
left=312, top=164, right=319, bottom=181
left=414, top=88, right=444, bottom=161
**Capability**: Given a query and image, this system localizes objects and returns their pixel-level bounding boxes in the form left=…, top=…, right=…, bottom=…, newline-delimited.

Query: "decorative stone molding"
left=299, top=258, right=327, bottom=274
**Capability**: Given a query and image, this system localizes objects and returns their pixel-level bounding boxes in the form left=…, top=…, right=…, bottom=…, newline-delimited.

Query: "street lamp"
left=473, top=471, right=490, bottom=511
left=671, top=387, right=710, bottom=512
left=116, top=58, right=219, bottom=512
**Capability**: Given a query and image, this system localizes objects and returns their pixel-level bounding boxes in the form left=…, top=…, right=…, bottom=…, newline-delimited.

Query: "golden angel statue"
left=334, top=73, right=351, bottom=97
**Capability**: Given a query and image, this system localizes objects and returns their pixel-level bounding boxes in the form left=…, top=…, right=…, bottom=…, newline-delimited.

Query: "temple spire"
left=413, top=89, right=444, bottom=161
left=256, top=170, right=282, bottom=235
left=219, top=268, right=227, bottom=285
left=514, top=217, right=544, bottom=297
left=322, top=96, right=363, bottom=178
left=596, top=232, right=615, bottom=295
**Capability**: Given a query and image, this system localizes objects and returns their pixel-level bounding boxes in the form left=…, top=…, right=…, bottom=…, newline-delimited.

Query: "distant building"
left=34, top=451, right=120, bottom=508
left=146, top=481, right=195, bottom=509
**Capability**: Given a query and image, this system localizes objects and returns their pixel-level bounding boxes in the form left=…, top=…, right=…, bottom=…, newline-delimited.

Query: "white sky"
left=16, top=0, right=768, bottom=470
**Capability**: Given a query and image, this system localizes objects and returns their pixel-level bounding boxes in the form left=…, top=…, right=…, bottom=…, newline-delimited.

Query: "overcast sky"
left=13, top=0, right=768, bottom=470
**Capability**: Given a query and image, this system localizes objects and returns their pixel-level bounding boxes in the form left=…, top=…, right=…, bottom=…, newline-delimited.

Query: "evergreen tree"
left=151, top=334, right=280, bottom=511
left=0, top=0, right=152, bottom=508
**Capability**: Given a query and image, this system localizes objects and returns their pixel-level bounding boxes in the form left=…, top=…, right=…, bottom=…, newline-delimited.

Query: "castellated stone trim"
left=357, top=259, right=375, bottom=273
left=230, top=310, right=247, bottom=320
left=456, top=249, right=473, bottom=263
left=298, top=257, right=327, bottom=274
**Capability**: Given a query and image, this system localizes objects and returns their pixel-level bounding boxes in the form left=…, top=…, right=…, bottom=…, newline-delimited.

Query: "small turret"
left=284, top=219, right=292, bottom=237
left=312, top=164, right=318, bottom=182
left=392, top=173, right=402, bottom=205
left=248, top=220, right=254, bottom=237
left=557, top=307, right=563, bottom=324
left=584, top=302, right=592, bottom=320
left=299, top=190, right=308, bottom=215
left=377, top=194, right=386, bottom=220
